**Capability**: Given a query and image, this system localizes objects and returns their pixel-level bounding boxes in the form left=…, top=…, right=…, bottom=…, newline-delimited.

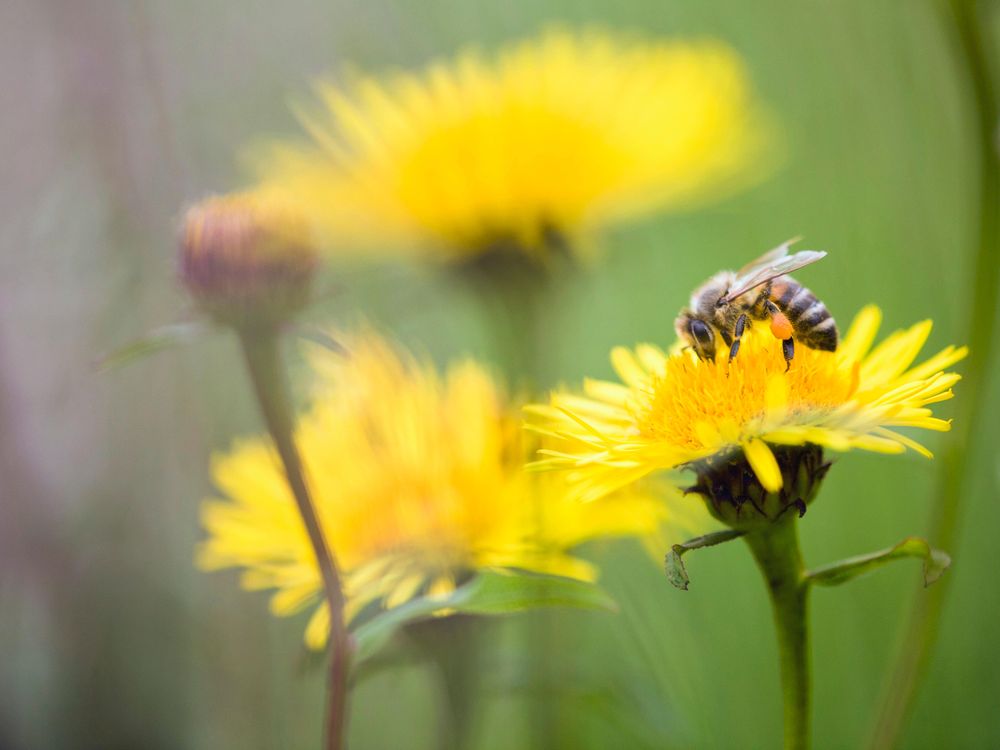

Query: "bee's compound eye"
left=688, top=319, right=714, bottom=346
left=687, top=319, right=717, bottom=360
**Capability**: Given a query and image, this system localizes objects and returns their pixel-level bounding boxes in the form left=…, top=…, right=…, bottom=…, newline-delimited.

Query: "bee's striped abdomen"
left=771, top=278, right=838, bottom=351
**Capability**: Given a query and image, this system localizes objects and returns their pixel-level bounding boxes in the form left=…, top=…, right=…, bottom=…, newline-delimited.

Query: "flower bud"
left=686, top=444, right=831, bottom=531
left=179, top=192, right=318, bottom=329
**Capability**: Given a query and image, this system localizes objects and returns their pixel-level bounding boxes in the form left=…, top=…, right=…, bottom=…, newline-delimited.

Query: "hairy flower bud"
left=686, top=444, right=831, bottom=531
left=179, top=192, right=318, bottom=329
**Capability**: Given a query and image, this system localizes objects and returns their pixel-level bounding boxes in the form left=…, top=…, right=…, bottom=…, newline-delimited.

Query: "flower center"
left=635, top=329, right=855, bottom=450
left=392, top=106, right=630, bottom=248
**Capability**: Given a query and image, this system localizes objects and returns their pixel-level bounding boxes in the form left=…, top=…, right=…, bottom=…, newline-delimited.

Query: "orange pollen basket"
left=770, top=312, right=794, bottom=340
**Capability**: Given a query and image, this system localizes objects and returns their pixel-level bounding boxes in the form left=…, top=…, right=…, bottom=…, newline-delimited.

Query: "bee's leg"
left=728, top=313, right=748, bottom=362
left=782, top=337, right=795, bottom=371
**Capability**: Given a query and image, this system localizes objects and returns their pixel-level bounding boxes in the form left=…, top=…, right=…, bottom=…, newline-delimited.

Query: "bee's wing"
left=735, top=239, right=798, bottom=278
left=721, top=250, right=827, bottom=304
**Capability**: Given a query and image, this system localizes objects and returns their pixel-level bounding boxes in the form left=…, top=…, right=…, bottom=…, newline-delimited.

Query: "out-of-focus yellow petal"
left=583, top=378, right=632, bottom=407
left=270, top=584, right=320, bottom=616
left=385, top=573, right=426, bottom=610
left=611, top=347, right=649, bottom=389
left=256, top=28, right=771, bottom=261
left=427, top=576, right=456, bottom=600
left=635, top=344, right=668, bottom=375
left=200, top=329, right=669, bottom=650
left=305, top=603, right=330, bottom=651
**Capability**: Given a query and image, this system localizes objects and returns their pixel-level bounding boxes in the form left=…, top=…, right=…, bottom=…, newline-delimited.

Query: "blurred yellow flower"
left=526, top=306, right=966, bottom=500
left=198, top=331, right=670, bottom=649
left=256, top=28, right=771, bottom=262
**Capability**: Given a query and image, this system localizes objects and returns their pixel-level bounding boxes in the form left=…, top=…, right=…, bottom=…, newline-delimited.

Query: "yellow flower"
left=198, top=331, right=668, bottom=649
left=526, top=306, right=966, bottom=503
left=255, top=28, right=771, bottom=262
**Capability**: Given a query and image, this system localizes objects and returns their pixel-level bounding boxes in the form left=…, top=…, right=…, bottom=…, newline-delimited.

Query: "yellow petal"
left=304, top=603, right=330, bottom=651
left=556, top=393, right=632, bottom=423
left=874, top=427, right=934, bottom=458
left=270, top=583, right=320, bottom=615
left=848, top=434, right=907, bottom=454
left=765, top=373, right=789, bottom=414
left=838, top=305, right=882, bottom=364
left=385, top=573, right=426, bottom=609
left=860, top=320, right=933, bottom=386
left=583, top=378, right=632, bottom=406
left=718, top=418, right=742, bottom=445
left=527, top=554, right=598, bottom=582
left=694, top=420, right=723, bottom=448
left=901, top=346, right=968, bottom=383
left=635, top=344, right=668, bottom=374
left=611, top=347, right=648, bottom=389
left=743, top=439, right=782, bottom=492
left=897, top=417, right=952, bottom=432
left=428, top=576, right=456, bottom=600
left=801, top=427, right=854, bottom=451
left=760, top=427, right=811, bottom=446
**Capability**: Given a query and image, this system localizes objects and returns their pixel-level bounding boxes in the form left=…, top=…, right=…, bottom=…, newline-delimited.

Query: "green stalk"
left=455, top=252, right=557, bottom=749
left=462, top=256, right=551, bottom=387
left=744, top=519, right=811, bottom=750
left=406, top=614, right=483, bottom=750
left=868, top=1, right=999, bottom=746
left=239, top=329, right=353, bottom=750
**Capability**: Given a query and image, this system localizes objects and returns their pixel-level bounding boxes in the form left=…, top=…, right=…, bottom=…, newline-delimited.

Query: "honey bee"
left=674, top=240, right=837, bottom=368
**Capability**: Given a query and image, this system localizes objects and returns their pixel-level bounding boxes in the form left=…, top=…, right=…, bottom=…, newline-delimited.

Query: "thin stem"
left=239, top=329, right=353, bottom=750
left=868, top=1, right=999, bottom=746
left=744, top=519, right=811, bottom=750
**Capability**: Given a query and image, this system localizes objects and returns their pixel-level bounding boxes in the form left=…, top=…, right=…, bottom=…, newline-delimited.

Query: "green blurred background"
left=1, top=0, right=998, bottom=748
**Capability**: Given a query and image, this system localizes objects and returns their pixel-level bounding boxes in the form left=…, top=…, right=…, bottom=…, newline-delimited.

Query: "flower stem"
left=457, top=253, right=556, bottom=748
left=238, top=329, right=353, bottom=750
left=868, top=1, right=999, bottom=746
left=744, top=519, right=810, bottom=750
left=406, top=614, right=483, bottom=749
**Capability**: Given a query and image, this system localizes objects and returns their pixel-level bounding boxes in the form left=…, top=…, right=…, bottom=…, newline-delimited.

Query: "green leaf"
left=97, top=321, right=211, bottom=371
left=459, top=569, right=618, bottom=614
left=351, top=570, right=616, bottom=664
left=806, top=536, right=951, bottom=588
left=351, top=593, right=457, bottom=664
left=664, top=530, right=745, bottom=591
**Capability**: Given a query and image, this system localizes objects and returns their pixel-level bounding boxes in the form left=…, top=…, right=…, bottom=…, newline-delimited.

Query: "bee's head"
left=676, top=312, right=717, bottom=361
